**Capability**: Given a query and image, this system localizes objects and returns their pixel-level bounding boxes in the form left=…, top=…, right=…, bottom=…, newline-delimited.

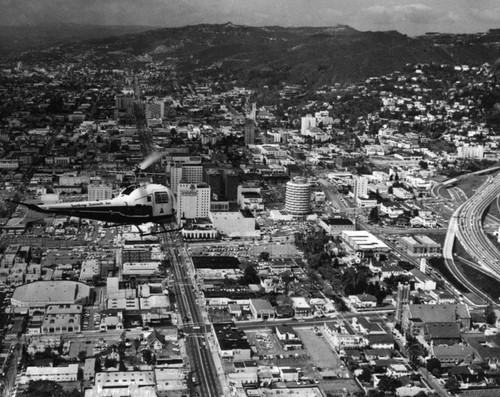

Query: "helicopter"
left=8, top=153, right=179, bottom=235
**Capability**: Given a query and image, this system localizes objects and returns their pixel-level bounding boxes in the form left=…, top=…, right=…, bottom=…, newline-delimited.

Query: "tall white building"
left=300, top=114, right=316, bottom=134
left=285, top=178, right=311, bottom=216
left=353, top=176, right=368, bottom=201
left=170, top=163, right=203, bottom=194
left=457, top=145, right=484, bottom=160
left=177, top=183, right=211, bottom=223
left=88, top=184, right=113, bottom=201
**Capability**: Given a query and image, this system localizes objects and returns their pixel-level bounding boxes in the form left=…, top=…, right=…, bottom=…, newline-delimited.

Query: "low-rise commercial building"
left=399, top=235, right=441, bottom=257
left=319, top=217, right=355, bottom=236
left=11, top=280, right=91, bottom=312
left=23, top=364, right=79, bottom=384
left=249, top=299, right=275, bottom=320
left=213, top=322, right=252, bottom=361
left=341, top=230, right=390, bottom=259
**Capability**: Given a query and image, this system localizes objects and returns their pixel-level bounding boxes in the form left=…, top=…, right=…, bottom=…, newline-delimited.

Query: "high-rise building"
left=203, top=168, right=222, bottom=197
left=285, top=177, right=311, bottom=216
left=244, top=119, right=256, bottom=145
left=301, top=114, right=316, bottom=134
left=177, top=183, right=211, bottom=223
left=170, top=163, right=203, bottom=194
left=165, top=155, right=200, bottom=173
left=395, top=283, right=410, bottom=324
left=88, top=184, right=112, bottom=201
left=237, top=183, right=264, bottom=213
left=353, top=176, right=368, bottom=201
left=222, top=169, right=240, bottom=201
left=145, top=101, right=165, bottom=119
left=114, top=95, right=134, bottom=118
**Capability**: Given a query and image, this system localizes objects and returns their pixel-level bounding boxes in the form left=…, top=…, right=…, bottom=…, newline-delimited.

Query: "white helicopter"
left=10, top=153, right=178, bottom=234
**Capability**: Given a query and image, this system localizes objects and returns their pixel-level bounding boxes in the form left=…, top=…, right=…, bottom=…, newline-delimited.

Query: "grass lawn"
left=455, top=174, right=488, bottom=199
left=456, top=259, right=500, bottom=301
left=428, top=256, right=468, bottom=293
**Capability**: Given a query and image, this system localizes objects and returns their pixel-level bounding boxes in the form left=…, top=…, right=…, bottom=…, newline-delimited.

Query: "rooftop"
left=12, top=280, right=91, bottom=305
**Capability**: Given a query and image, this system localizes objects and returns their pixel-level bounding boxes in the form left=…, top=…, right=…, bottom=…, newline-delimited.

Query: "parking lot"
left=295, top=327, right=341, bottom=370
left=245, top=329, right=308, bottom=360
left=189, top=241, right=299, bottom=259
left=68, top=338, right=107, bottom=358
left=82, top=307, right=102, bottom=331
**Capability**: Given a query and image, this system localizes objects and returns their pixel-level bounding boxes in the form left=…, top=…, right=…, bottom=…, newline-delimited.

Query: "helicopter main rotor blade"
left=137, top=152, right=165, bottom=171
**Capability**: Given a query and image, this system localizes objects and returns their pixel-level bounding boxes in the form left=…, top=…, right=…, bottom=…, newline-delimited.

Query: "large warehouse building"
left=11, top=280, right=92, bottom=311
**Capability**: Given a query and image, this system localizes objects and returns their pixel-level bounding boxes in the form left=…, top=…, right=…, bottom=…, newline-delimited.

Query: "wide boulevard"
left=163, top=231, right=223, bottom=397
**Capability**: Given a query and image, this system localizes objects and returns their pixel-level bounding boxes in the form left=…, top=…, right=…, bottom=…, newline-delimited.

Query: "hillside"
left=0, top=24, right=158, bottom=56
left=5, top=23, right=500, bottom=86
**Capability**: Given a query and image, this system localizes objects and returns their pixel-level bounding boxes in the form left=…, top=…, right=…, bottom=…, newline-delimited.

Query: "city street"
left=164, top=232, right=225, bottom=397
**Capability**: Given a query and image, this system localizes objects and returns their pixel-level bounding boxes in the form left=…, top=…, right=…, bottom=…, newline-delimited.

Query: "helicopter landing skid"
left=134, top=223, right=183, bottom=237
left=100, top=222, right=181, bottom=237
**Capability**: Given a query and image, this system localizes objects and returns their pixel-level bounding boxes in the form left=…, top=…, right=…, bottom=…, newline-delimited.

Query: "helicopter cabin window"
left=155, top=192, right=169, bottom=204
left=121, top=185, right=137, bottom=196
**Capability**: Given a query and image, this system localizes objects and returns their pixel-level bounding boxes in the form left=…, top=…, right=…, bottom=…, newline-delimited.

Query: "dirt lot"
left=321, top=379, right=363, bottom=395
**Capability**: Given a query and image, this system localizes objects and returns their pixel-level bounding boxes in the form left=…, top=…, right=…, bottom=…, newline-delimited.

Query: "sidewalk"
left=418, top=368, right=449, bottom=397
left=206, top=329, right=231, bottom=397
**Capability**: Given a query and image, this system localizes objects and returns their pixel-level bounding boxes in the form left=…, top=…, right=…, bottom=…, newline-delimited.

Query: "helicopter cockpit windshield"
left=119, top=184, right=140, bottom=196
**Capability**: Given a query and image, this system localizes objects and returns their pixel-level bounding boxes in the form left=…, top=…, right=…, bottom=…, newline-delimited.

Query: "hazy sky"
left=1, top=0, right=500, bottom=36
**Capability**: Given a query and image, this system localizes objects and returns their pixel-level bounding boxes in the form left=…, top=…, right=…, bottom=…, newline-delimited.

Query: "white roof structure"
left=11, top=280, right=91, bottom=307
left=341, top=231, right=389, bottom=251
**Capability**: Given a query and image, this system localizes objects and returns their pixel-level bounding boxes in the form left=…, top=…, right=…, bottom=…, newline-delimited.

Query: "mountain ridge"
left=3, top=23, right=500, bottom=86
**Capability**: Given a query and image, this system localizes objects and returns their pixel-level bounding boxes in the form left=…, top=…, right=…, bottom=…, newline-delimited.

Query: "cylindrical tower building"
left=285, top=177, right=311, bottom=216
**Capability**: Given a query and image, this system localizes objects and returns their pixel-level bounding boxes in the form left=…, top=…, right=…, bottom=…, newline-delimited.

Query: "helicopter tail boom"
left=6, top=199, right=51, bottom=213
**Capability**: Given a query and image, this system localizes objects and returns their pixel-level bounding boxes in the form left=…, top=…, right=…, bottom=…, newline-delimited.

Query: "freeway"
left=431, top=165, right=500, bottom=200
left=443, top=172, right=500, bottom=304
left=448, top=186, right=468, bottom=205
left=164, top=232, right=223, bottom=397
left=455, top=173, right=500, bottom=279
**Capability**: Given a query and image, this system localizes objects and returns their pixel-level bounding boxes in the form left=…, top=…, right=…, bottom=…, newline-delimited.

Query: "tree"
left=444, top=376, right=460, bottom=394
left=77, top=350, right=87, bottom=362
left=368, top=206, right=379, bottom=223
left=377, top=376, right=402, bottom=392
left=26, top=380, right=63, bottom=397
left=104, top=357, right=118, bottom=368
left=259, top=251, right=270, bottom=261
left=239, top=265, right=260, bottom=285
left=419, top=160, right=429, bottom=170
left=107, top=139, right=121, bottom=153
left=357, top=367, right=372, bottom=383
left=426, top=357, right=442, bottom=374
left=407, top=342, right=424, bottom=367
left=134, top=338, right=141, bottom=354
left=485, top=304, right=497, bottom=325
left=142, top=349, right=154, bottom=365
